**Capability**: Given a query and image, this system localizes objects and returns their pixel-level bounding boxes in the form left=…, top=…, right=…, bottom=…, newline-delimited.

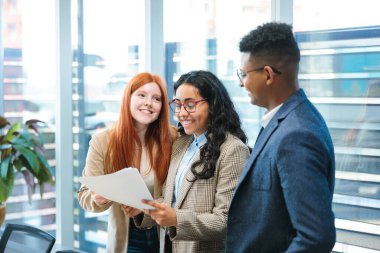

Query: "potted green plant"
left=0, top=115, right=54, bottom=225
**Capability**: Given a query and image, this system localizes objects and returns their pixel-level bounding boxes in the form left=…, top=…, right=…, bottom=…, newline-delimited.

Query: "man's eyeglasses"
left=237, top=65, right=282, bottom=84
left=169, top=99, right=207, bottom=113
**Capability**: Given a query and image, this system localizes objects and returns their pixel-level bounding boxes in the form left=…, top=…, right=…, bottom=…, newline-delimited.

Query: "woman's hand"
left=142, top=200, right=177, bottom=227
left=91, top=192, right=111, bottom=205
left=121, top=205, right=142, bottom=217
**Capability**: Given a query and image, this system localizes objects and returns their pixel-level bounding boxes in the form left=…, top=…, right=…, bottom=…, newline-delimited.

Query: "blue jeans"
left=127, top=225, right=159, bottom=253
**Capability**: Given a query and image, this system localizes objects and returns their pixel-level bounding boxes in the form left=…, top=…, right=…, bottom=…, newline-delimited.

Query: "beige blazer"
left=77, top=129, right=163, bottom=253
left=161, top=133, right=249, bottom=253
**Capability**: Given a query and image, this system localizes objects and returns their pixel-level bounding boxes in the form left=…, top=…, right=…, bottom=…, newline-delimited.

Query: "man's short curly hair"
left=239, top=22, right=300, bottom=63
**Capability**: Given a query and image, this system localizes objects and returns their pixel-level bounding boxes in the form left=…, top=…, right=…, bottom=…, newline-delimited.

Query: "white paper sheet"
left=79, top=167, right=154, bottom=210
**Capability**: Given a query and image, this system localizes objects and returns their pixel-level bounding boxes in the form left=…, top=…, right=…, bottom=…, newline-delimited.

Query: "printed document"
left=79, top=167, right=154, bottom=210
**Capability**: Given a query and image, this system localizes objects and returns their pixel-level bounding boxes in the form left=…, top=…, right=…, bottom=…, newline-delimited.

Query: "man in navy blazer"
left=226, top=22, right=336, bottom=253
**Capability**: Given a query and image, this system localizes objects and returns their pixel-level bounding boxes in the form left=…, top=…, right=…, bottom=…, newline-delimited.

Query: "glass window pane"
left=2, top=0, right=56, bottom=235
left=73, top=1, right=145, bottom=251
left=294, top=0, right=380, bottom=31
left=294, top=1, right=380, bottom=250
left=164, top=0, right=271, bottom=146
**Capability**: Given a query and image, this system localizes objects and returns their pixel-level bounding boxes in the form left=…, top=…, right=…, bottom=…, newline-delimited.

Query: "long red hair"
left=104, top=72, right=173, bottom=184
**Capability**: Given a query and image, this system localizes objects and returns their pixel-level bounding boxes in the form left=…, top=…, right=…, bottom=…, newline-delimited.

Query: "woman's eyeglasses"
left=169, top=99, right=206, bottom=113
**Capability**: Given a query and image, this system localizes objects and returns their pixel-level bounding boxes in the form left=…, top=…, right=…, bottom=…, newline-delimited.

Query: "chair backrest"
left=56, top=250, right=89, bottom=253
left=0, top=223, right=56, bottom=253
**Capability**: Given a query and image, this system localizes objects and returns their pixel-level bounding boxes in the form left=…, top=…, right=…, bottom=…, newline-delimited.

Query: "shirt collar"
left=261, top=103, right=283, bottom=128
left=192, top=132, right=207, bottom=148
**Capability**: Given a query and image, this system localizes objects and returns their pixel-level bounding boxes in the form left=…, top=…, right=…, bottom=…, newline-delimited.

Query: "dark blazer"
left=226, top=89, right=336, bottom=253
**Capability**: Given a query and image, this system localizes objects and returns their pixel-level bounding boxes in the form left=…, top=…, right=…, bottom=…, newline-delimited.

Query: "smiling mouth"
left=140, top=109, right=153, bottom=114
left=180, top=120, right=193, bottom=126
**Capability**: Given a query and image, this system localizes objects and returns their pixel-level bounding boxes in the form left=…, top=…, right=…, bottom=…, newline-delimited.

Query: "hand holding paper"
left=121, top=205, right=143, bottom=217
left=92, top=193, right=111, bottom=205
left=79, top=167, right=155, bottom=210
left=142, top=199, right=177, bottom=226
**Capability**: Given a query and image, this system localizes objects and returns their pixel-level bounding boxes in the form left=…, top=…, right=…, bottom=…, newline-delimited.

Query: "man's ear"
left=264, top=66, right=274, bottom=85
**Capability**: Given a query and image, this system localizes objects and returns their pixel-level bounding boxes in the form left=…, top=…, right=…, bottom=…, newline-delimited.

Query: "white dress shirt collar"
left=261, top=103, right=283, bottom=128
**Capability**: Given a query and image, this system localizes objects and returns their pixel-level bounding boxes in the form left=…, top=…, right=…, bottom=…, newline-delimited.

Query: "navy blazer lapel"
left=237, top=89, right=307, bottom=183
left=238, top=120, right=279, bottom=182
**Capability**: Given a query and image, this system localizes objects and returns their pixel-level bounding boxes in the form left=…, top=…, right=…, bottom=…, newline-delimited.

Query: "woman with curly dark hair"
left=140, top=70, right=250, bottom=253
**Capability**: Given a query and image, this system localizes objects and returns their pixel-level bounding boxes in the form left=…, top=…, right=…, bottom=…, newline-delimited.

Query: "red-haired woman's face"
left=130, top=82, right=162, bottom=131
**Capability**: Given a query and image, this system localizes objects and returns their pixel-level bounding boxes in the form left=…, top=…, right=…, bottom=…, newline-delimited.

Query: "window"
left=164, top=0, right=271, bottom=145
left=294, top=1, right=380, bottom=251
left=72, top=0, right=145, bottom=251
left=2, top=0, right=57, bottom=235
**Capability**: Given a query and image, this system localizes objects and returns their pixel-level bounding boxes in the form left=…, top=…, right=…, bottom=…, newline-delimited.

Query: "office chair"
left=56, top=250, right=89, bottom=253
left=0, top=223, right=56, bottom=253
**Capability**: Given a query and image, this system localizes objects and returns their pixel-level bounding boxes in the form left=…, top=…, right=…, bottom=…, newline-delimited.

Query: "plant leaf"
left=11, top=135, right=33, bottom=148
left=1, top=156, right=11, bottom=180
left=21, top=170, right=35, bottom=203
left=25, top=119, right=46, bottom=134
left=13, top=144, right=40, bottom=174
left=4, top=123, right=21, bottom=141
left=39, top=163, right=54, bottom=185
left=13, top=158, right=24, bottom=171
left=0, top=144, right=12, bottom=150
left=0, top=117, right=53, bottom=203
left=39, top=182, right=45, bottom=199
left=0, top=116, right=9, bottom=129
left=35, top=152, right=53, bottom=173
left=18, top=130, right=45, bottom=151
left=0, top=163, right=14, bottom=202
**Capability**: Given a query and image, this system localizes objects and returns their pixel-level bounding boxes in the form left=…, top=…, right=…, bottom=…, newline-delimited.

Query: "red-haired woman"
left=78, top=72, right=178, bottom=253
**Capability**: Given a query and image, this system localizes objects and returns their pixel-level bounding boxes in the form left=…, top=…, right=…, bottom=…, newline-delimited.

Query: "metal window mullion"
left=271, top=0, right=293, bottom=24
left=55, top=0, right=74, bottom=248
left=144, top=0, right=164, bottom=77
left=0, top=0, right=4, bottom=115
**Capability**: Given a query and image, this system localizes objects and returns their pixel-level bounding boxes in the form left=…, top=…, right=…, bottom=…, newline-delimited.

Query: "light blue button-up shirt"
left=172, top=133, right=207, bottom=207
